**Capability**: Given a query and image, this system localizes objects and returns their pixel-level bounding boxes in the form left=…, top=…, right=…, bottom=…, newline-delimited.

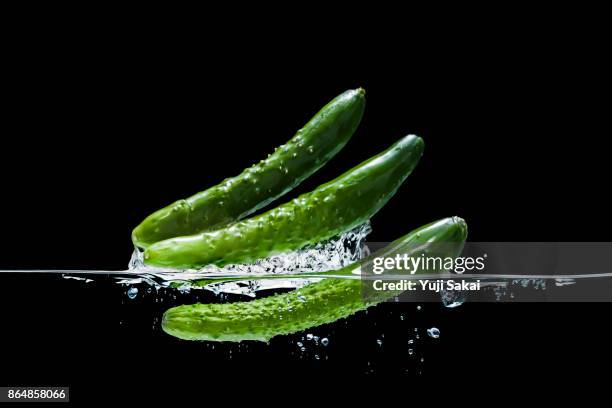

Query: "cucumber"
left=162, top=217, right=468, bottom=342
left=132, top=88, right=366, bottom=249
left=144, top=135, right=425, bottom=269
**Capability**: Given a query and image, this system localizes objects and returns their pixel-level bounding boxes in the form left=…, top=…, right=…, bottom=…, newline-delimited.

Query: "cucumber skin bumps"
left=132, top=89, right=366, bottom=249
left=144, top=135, right=424, bottom=269
left=162, top=217, right=468, bottom=342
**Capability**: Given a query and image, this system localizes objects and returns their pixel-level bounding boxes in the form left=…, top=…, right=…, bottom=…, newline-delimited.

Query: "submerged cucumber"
left=132, top=88, right=366, bottom=249
left=145, top=135, right=424, bottom=269
left=162, top=217, right=468, bottom=342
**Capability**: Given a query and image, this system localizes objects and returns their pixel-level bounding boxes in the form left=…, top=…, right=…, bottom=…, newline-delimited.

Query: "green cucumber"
left=132, top=88, right=366, bottom=249
left=144, top=135, right=424, bottom=269
left=162, top=216, right=468, bottom=342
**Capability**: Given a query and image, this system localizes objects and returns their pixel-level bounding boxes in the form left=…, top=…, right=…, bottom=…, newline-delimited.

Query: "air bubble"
left=427, top=327, right=440, bottom=338
left=127, top=287, right=138, bottom=299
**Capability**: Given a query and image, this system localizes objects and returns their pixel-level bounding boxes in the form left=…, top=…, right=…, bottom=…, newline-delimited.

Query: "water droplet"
left=307, top=146, right=314, bottom=154
left=408, top=339, right=414, bottom=344
left=321, top=338, right=329, bottom=346
left=427, top=327, right=440, bottom=338
left=297, top=295, right=307, bottom=302
left=408, top=348, right=414, bottom=355
left=306, top=333, right=314, bottom=341
left=376, top=339, right=383, bottom=346
left=416, top=305, right=422, bottom=311
left=297, top=342, right=303, bottom=347
left=127, top=287, right=138, bottom=299
left=314, top=354, right=320, bottom=360
left=300, top=347, right=306, bottom=352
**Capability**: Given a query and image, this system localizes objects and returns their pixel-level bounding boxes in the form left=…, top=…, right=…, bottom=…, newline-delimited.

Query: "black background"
left=1, top=11, right=611, bottom=402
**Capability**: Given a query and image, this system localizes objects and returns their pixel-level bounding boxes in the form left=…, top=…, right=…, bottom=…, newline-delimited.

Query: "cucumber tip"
left=451, top=216, right=468, bottom=237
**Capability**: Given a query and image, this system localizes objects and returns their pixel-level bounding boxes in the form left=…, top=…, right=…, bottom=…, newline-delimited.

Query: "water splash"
left=130, top=222, right=370, bottom=275
left=204, top=278, right=320, bottom=298
left=125, top=222, right=371, bottom=294
left=441, top=289, right=466, bottom=308
left=555, top=278, right=576, bottom=287
left=62, top=275, right=93, bottom=283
